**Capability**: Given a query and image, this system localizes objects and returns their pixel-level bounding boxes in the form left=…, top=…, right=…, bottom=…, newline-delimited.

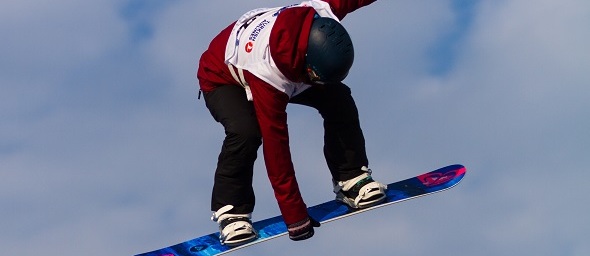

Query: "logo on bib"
left=245, top=42, right=254, bottom=53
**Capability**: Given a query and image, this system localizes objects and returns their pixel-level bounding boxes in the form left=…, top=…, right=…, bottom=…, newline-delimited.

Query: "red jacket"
left=197, top=0, right=376, bottom=225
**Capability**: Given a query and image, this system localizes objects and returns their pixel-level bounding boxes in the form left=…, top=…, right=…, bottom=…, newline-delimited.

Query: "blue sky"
left=1, top=0, right=589, bottom=255
left=427, top=0, right=478, bottom=75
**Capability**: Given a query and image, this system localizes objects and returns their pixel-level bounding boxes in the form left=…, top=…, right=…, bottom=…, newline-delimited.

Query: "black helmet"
left=305, top=17, right=354, bottom=84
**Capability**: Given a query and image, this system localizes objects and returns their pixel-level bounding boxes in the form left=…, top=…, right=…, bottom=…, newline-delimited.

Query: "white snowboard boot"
left=211, top=205, right=257, bottom=246
left=333, top=166, right=387, bottom=209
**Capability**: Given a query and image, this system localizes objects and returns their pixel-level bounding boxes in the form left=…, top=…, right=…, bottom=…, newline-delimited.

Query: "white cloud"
left=1, top=0, right=589, bottom=255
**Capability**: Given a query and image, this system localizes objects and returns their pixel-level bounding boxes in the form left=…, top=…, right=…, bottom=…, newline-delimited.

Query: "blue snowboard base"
left=136, top=164, right=466, bottom=256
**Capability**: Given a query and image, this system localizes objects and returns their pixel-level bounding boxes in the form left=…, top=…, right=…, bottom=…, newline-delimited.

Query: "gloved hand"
left=287, top=215, right=321, bottom=241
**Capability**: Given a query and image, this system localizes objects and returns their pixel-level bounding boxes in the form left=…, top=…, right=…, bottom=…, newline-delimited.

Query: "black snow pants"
left=203, top=83, right=368, bottom=214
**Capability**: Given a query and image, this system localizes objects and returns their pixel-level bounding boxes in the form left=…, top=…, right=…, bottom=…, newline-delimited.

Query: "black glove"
left=288, top=216, right=321, bottom=241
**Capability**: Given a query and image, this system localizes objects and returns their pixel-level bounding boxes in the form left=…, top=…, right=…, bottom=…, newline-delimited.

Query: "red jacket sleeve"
left=244, top=72, right=309, bottom=225
left=323, top=0, right=377, bottom=20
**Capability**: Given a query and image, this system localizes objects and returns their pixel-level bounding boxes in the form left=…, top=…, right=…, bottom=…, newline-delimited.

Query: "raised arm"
left=322, top=0, right=377, bottom=19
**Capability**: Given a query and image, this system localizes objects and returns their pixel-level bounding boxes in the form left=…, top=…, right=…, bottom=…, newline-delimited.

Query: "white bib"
left=224, top=1, right=339, bottom=100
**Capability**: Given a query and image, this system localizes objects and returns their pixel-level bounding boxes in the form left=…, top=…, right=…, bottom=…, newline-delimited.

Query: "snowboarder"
left=197, top=0, right=386, bottom=246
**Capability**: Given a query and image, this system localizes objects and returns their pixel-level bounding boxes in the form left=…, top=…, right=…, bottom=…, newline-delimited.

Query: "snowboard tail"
left=136, top=164, right=466, bottom=256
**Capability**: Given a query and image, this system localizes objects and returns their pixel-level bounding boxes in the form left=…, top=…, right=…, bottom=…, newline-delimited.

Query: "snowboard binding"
left=211, top=205, right=258, bottom=246
left=333, top=166, right=387, bottom=209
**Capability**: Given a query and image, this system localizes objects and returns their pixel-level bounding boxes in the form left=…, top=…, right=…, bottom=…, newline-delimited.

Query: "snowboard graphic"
left=136, top=164, right=466, bottom=256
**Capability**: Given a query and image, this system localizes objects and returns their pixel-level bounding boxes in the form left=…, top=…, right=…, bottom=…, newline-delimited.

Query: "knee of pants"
left=223, top=131, right=262, bottom=152
left=224, top=116, right=262, bottom=142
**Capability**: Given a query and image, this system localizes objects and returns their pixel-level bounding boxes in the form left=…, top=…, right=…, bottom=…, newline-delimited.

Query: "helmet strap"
left=306, top=66, right=322, bottom=84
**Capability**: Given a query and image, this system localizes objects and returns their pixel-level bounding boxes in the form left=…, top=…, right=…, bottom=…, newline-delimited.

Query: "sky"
left=1, top=0, right=589, bottom=255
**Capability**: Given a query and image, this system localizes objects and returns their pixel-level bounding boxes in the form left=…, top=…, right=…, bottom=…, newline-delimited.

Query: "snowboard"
left=136, top=164, right=466, bottom=256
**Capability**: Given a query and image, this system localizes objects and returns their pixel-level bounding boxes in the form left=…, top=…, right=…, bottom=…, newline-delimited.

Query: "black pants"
left=204, top=83, right=368, bottom=213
